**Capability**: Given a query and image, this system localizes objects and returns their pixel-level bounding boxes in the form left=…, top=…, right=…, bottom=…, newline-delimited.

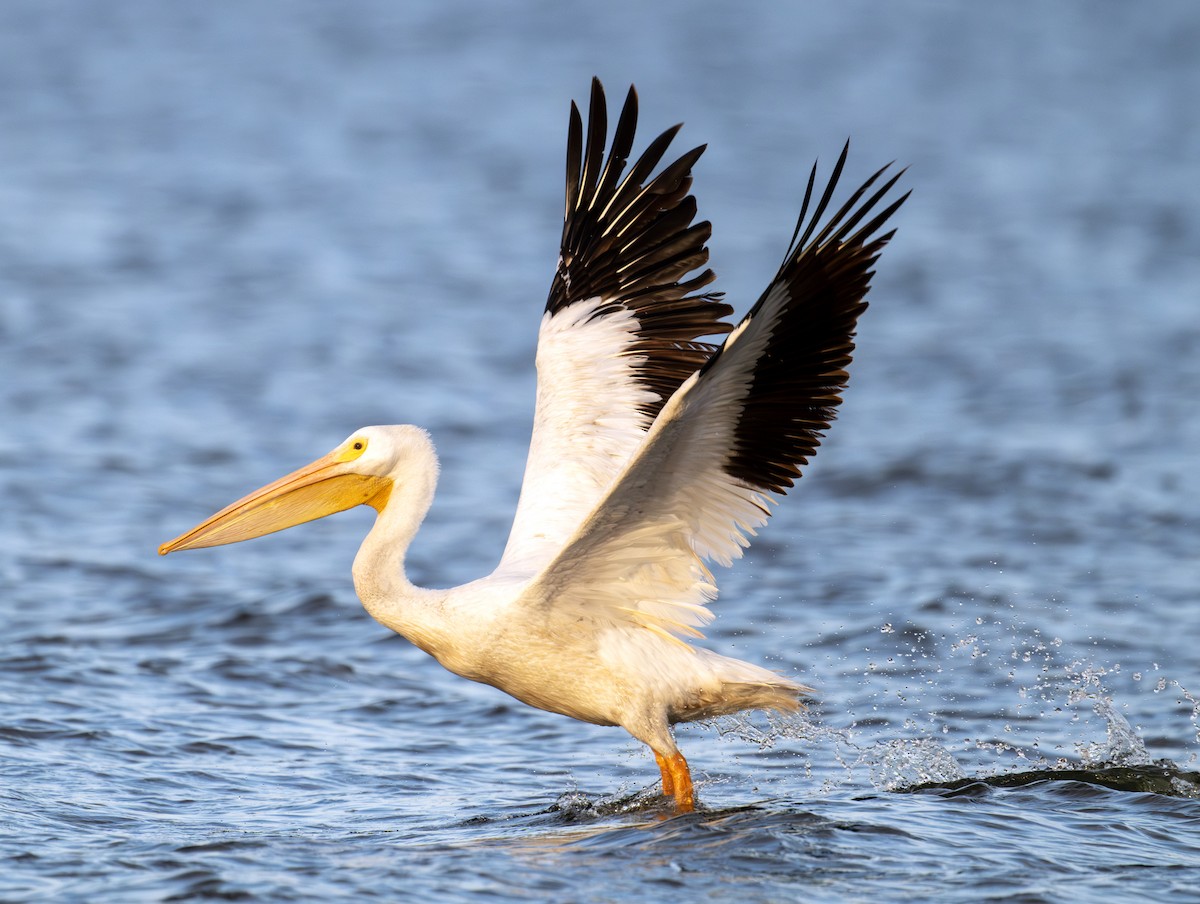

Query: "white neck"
left=351, top=430, right=449, bottom=657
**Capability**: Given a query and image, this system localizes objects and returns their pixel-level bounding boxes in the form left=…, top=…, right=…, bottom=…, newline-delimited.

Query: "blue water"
left=2, top=1, right=1199, bottom=900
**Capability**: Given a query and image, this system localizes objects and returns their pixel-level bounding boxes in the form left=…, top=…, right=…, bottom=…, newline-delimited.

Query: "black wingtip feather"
left=549, top=79, right=731, bottom=420
left=719, top=145, right=908, bottom=495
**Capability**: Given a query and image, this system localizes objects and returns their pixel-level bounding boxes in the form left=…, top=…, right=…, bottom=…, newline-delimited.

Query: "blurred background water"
left=1, top=1, right=1198, bottom=900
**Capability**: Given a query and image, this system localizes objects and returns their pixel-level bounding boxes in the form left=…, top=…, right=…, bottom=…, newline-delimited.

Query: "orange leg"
left=653, top=749, right=695, bottom=813
left=654, top=751, right=675, bottom=797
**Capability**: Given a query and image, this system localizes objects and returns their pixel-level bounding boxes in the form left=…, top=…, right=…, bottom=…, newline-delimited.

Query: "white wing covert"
left=522, top=144, right=909, bottom=640
left=500, top=79, right=733, bottom=572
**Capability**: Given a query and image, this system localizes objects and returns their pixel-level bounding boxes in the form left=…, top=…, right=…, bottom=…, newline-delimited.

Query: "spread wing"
left=499, top=79, right=733, bottom=572
left=519, top=144, right=909, bottom=640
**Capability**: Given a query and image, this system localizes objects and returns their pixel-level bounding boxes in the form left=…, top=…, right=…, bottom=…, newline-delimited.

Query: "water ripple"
left=3, top=1, right=1199, bottom=901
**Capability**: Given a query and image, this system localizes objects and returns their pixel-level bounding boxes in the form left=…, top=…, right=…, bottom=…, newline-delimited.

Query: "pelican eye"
left=339, top=438, right=368, bottom=462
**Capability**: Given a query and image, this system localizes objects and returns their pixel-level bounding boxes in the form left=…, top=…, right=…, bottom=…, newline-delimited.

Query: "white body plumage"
left=160, top=80, right=907, bottom=811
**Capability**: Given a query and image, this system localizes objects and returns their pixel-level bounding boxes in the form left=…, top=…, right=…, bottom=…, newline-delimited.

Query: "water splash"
left=701, top=709, right=968, bottom=793
left=858, top=738, right=968, bottom=790
left=702, top=621, right=1198, bottom=796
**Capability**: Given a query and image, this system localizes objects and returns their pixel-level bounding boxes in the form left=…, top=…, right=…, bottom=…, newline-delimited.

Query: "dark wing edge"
left=711, top=141, right=910, bottom=495
left=548, top=77, right=734, bottom=418
left=513, top=141, right=909, bottom=633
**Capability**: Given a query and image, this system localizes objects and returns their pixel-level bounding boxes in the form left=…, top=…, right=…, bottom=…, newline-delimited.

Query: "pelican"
left=160, top=79, right=907, bottom=813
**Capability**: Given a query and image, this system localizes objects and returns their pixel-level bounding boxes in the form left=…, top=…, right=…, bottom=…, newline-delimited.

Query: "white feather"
left=500, top=297, right=659, bottom=572
left=517, top=281, right=794, bottom=639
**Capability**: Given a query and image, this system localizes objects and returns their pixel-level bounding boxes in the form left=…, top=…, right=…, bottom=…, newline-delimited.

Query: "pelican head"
left=158, top=425, right=436, bottom=555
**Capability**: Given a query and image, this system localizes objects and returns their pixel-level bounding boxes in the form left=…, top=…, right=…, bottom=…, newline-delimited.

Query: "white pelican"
left=160, top=79, right=907, bottom=813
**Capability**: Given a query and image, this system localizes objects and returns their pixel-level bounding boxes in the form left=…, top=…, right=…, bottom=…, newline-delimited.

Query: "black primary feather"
left=713, top=142, right=910, bottom=494
left=547, top=78, right=733, bottom=420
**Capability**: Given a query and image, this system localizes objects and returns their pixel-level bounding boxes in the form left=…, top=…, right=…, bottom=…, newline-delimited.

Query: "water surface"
left=2, top=2, right=1198, bottom=900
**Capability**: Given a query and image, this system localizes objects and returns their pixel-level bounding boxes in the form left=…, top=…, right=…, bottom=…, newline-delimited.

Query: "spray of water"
left=702, top=615, right=1199, bottom=796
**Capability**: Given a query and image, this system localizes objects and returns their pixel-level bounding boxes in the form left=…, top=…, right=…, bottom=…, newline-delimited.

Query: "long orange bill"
left=159, top=451, right=391, bottom=555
